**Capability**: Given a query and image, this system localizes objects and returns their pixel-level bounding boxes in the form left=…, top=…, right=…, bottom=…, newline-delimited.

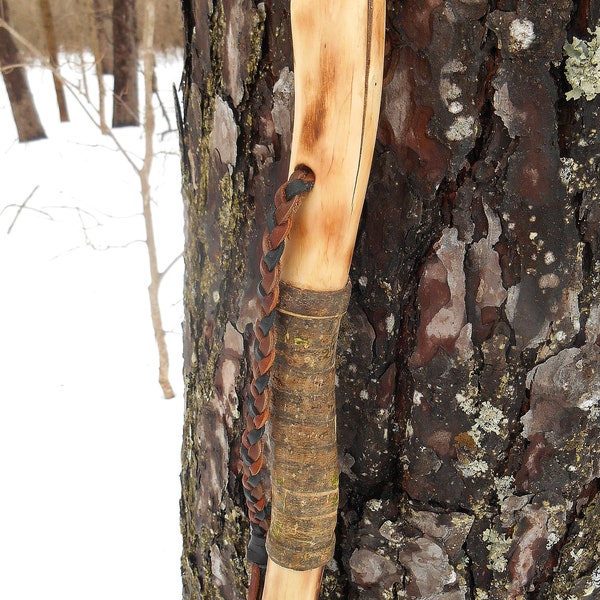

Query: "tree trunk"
left=93, top=0, right=113, bottom=75
left=112, top=0, right=138, bottom=127
left=85, top=0, right=109, bottom=133
left=179, top=1, right=600, bottom=598
left=0, top=0, right=46, bottom=141
left=38, top=0, right=69, bottom=122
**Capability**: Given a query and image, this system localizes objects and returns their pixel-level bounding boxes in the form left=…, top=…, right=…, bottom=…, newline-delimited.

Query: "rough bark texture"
left=112, top=0, right=138, bottom=127
left=179, top=1, right=600, bottom=598
left=0, top=0, right=46, bottom=141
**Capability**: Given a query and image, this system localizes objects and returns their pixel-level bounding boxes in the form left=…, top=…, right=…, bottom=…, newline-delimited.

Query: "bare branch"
left=0, top=61, right=33, bottom=72
left=6, top=185, right=39, bottom=233
left=140, top=0, right=174, bottom=399
left=158, top=252, right=183, bottom=281
left=1, top=204, right=52, bottom=221
left=52, top=238, right=146, bottom=260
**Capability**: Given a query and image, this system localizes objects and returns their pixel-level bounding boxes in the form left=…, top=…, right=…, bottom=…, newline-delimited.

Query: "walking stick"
left=242, top=2, right=386, bottom=598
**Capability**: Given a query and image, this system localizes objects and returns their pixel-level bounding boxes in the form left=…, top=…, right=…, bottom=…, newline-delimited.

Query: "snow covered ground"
left=0, top=55, right=185, bottom=598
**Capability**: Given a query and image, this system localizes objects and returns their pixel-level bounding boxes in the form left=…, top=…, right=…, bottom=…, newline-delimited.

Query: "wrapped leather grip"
left=266, top=281, right=351, bottom=571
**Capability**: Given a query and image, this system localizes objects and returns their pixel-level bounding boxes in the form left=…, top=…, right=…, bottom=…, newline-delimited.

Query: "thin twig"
left=0, top=61, right=32, bottom=72
left=51, top=238, right=146, bottom=260
left=1, top=204, right=52, bottom=221
left=153, top=74, right=173, bottom=131
left=158, top=252, right=183, bottom=282
left=6, top=185, right=39, bottom=233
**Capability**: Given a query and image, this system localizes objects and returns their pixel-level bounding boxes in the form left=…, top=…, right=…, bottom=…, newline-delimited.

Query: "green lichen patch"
left=494, top=475, right=515, bottom=502
left=482, top=528, right=512, bottom=573
left=564, top=28, right=600, bottom=101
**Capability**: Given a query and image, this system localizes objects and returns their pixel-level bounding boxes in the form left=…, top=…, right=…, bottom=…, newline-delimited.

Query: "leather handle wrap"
left=266, top=281, right=351, bottom=571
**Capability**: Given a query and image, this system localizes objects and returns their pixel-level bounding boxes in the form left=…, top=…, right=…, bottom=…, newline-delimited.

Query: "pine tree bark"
left=0, top=0, right=46, bottom=141
left=112, top=0, right=138, bottom=127
left=179, top=1, right=600, bottom=598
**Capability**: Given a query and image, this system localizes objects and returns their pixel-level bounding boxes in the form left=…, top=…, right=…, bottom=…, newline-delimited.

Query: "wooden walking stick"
left=242, top=2, right=386, bottom=598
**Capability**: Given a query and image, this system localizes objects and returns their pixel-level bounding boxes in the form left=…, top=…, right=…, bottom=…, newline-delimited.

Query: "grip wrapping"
left=266, top=281, right=351, bottom=571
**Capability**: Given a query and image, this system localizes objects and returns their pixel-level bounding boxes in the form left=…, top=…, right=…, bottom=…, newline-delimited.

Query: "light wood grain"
left=281, top=0, right=386, bottom=291
left=262, top=562, right=323, bottom=600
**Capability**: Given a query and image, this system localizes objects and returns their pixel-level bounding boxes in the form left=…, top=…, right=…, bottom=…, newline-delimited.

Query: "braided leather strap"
left=242, top=167, right=315, bottom=575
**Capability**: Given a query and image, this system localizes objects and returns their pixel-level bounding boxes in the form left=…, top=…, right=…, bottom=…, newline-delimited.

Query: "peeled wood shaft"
left=261, top=0, right=386, bottom=596
left=282, top=0, right=386, bottom=291
left=266, top=283, right=351, bottom=570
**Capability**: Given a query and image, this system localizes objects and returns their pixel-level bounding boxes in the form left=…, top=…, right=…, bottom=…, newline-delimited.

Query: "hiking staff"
left=242, top=2, right=386, bottom=598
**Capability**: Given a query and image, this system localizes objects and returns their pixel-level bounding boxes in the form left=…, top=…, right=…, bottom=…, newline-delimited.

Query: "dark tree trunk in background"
left=39, top=0, right=69, bottom=122
left=0, top=0, right=46, bottom=141
left=179, top=1, right=600, bottom=598
left=112, top=0, right=138, bottom=126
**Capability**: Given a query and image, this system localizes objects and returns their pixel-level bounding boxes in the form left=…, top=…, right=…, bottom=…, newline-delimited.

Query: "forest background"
left=1, top=1, right=186, bottom=599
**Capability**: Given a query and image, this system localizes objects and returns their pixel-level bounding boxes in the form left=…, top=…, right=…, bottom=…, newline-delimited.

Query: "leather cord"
left=243, top=166, right=315, bottom=599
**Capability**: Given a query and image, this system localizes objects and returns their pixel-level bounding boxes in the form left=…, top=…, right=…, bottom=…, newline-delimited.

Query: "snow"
left=0, top=55, right=185, bottom=599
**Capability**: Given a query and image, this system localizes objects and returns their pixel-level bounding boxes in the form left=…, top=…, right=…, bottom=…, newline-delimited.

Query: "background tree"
left=38, top=0, right=68, bottom=121
left=92, top=0, right=113, bottom=74
left=7, top=0, right=181, bottom=58
left=112, top=0, right=138, bottom=127
left=0, top=0, right=46, bottom=141
left=178, top=1, right=600, bottom=598
left=85, top=0, right=109, bottom=133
